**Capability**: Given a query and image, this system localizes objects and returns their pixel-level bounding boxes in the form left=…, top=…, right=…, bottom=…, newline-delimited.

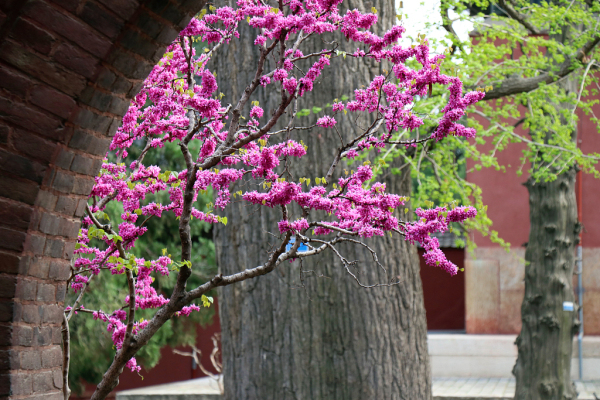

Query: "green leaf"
left=312, top=106, right=322, bottom=114
left=201, top=295, right=214, bottom=308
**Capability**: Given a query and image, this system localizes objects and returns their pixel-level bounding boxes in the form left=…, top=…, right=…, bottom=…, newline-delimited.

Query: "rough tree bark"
left=213, top=0, right=432, bottom=399
left=513, top=168, right=580, bottom=400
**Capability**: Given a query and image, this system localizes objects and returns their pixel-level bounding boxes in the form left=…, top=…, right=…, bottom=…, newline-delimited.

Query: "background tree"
left=213, top=0, right=482, bottom=398
left=216, top=30, right=429, bottom=400
left=62, top=3, right=484, bottom=400
left=410, top=1, right=600, bottom=398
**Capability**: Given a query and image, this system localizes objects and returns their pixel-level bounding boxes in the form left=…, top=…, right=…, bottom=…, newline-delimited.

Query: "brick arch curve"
left=0, top=0, right=206, bottom=397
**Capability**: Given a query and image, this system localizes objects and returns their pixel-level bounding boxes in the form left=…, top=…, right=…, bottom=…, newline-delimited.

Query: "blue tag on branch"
left=286, top=237, right=308, bottom=253
left=563, top=301, right=574, bottom=311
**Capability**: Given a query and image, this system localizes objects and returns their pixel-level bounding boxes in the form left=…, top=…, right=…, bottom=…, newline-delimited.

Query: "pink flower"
left=316, top=116, right=336, bottom=128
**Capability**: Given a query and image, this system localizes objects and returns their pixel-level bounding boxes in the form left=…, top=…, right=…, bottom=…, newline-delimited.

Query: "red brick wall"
left=0, top=0, right=205, bottom=398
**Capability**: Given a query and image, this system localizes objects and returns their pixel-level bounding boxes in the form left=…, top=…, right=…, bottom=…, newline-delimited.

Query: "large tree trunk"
left=213, top=1, right=432, bottom=399
left=513, top=168, right=580, bottom=400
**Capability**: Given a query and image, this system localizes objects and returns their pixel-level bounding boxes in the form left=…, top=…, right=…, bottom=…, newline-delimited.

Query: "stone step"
left=116, top=377, right=600, bottom=400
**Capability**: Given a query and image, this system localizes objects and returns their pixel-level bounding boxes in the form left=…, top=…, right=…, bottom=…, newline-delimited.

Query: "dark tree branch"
left=497, top=0, right=542, bottom=35
left=481, top=33, right=600, bottom=100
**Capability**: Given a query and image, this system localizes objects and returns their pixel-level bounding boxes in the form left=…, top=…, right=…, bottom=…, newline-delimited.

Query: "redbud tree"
left=64, top=1, right=484, bottom=399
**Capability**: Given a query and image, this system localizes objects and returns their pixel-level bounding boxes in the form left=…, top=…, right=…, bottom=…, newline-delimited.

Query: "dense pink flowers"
left=71, top=0, right=484, bottom=374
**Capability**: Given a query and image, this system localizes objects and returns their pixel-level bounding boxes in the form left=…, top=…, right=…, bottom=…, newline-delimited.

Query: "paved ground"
left=432, top=378, right=600, bottom=400
left=117, top=376, right=600, bottom=400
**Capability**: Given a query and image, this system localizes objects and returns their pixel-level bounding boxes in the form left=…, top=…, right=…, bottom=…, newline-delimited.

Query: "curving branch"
left=479, top=33, right=600, bottom=100
left=497, top=0, right=542, bottom=35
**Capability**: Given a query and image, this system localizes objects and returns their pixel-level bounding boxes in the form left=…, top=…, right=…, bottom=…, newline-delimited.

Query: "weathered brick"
left=0, top=147, right=47, bottom=184
left=111, top=75, right=134, bottom=95
left=0, top=41, right=86, bottom=97
left=75, top=198, right=87, bottom=218
left=80, top=1, right=124, bottom=39
left=36, top=190, right=58, bottom=211
left=163, top=3, right=187, bottom=27
left=46, top=0, right=78, bottom=13
left=10, top=373, right=33, bottom=396
left=32, top=370, right=53, bottom=392
left=108, top=47, right=154, bottom=80
left=28, top=257, right=49, bottom=278
left=73, top=175, right=94, bottom=195
left=128, top=81, right=144, bottom=97
left=21, top=304, right=40, bottom=324
left=52, top=325, right=62, bottom=344
left=35, top=326, right=53, bottom=346
left=11, top=17, right=56, bottom=55
left=54, top=196, right=77, bottom=215
left=0, top=373, right=8, bottom=396
left=12, top=129, right=58, bottom=164
left=37, top=283, right=56, bottom=302
left=0, top=325, right=11, bottom=346
left=120, top=29, right=158, bottom=60
left=39, top=212, right=60, bottom=235
left=63, top=240, right=75, bottom=260
left=107, top=118, right=121, bottom=137
left=41, top=304, right=62, bottom=324
left=20, top=350, right=41, bottom=370
left=70, top=154, right=93, bottom=175
left=0, top=227, right=27, bottom=252
left=0, top=276, right=16, bottom=298
left=0, top=199, right=33, bottom=230
left=55, top=282, right=66, bottom=302
left=98, top=0, right=139, bottom=20
left=53, top=369, right=63, bottom=389
left=79, top=86, right=114, bottom=113
left=75, top=108, right=113, bottom=133
left=57, top=218, right=79, bottom=238
left=29, top=209, right=42, bottom=235
left=95, top=67, right=117, bottom=90
left=16, top=278, right=36, bottom=301
left=0, top=174, right=39, bottom=204
left=0, top=302, right=14, bottom=322
left=26, top=235, right=46, bottom=256
left=0, top=253, right=26, bottom=275
left=53, top=41, right=99, bottom=80
left=144, top=0, right=169, bottom=15
left=30, top=84, right=77, bottom=119
left=69, top=129, right=111, bottom=156
left=181, top=0, right=207, bottom=13
left=0, top=124, right=8, bottom=145
left=134, top=12, right=163, bottom=39
left=48, top=259, right=69, bottom=281
left=0, top=64, right=32, bottom=99
left=24, top=0, right=112, bottom=57
left=109, top=96, right=130, bottom=116
left=14, top=325, right=33, bottom=346
left=44, top=238, right=64, bottom=258
left=41, top=347, right=62, bottom=368
left=51, top=170, right=74, bottom=193
left=54, top=148, right=74, bottom=170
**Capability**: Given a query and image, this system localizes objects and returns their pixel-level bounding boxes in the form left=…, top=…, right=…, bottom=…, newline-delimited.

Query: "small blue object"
left=563, top=301, right=574, bottom=311
left=286, top=237, right=308, bottom=253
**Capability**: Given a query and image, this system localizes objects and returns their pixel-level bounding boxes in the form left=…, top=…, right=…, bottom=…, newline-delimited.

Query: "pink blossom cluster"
left=403, top=206, right=477, bottom=275
left=71, top=0, right=484, bottom=373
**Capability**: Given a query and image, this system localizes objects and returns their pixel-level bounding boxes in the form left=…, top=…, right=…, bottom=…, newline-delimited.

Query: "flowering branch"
left=62, top=2, right=487, bottom=399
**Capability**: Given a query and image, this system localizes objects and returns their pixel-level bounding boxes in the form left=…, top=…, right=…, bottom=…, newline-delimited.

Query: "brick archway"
left=0, top=1, right=206, bottom=397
